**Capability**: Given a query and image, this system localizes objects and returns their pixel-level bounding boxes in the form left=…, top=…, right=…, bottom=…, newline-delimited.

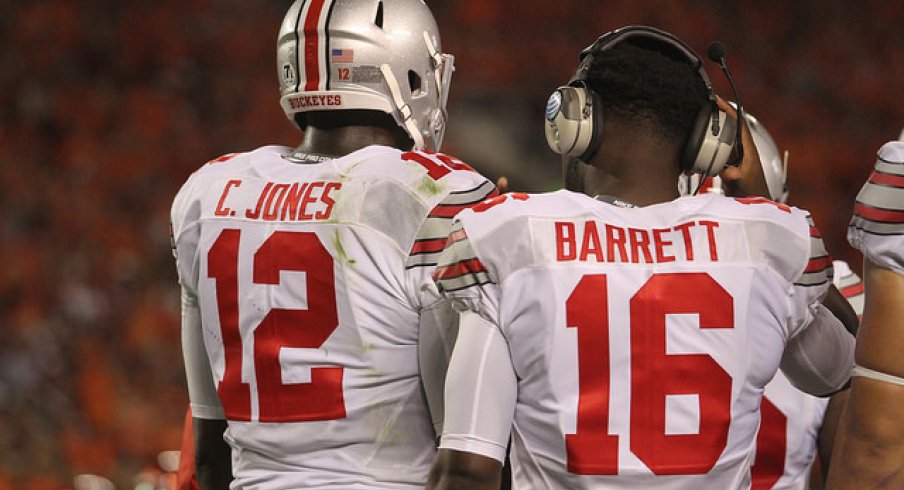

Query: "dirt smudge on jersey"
left=332, top=229, right=357, bottom=265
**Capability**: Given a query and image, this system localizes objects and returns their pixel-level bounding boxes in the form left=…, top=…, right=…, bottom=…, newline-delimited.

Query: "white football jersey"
left=848, top=141, right=904, bottom=275
left=170, top=144, right=494, bottom=489
left=749, top=260, right=862, bottom=490
left=750, top=371, right=826, bottom=490
left=435, top=190, right=844, bottom=490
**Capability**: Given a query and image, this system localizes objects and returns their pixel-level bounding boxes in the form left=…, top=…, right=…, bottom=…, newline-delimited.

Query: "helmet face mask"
left=277, top=0, right=454, bottom=151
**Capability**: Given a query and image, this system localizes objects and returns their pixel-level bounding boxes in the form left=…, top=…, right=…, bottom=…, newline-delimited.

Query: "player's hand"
left=717, top=96, right=772, bottom=199
left=496, top=176, right=509, bottom=194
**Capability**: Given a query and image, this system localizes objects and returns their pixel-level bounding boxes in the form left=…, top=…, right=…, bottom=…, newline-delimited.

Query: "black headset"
left=544, top=26, right=740, bottom=178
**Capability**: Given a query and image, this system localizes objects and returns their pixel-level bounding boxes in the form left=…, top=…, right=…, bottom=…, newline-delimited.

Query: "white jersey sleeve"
left=439, top=311, right=517, bottom=463
left=848, top=141, right=904, bottom=275
left=778, top=213, right=853, bottom=396
left=786, top=212, right=835, bottom=339
left=404, top=162, right=497, bottom=307
left=779, top=304, right=853, bottom=396
left=432, top=194, right=527, bottom=460
left=399, top=151, right=497, bottom=436
left=433, top=218, right=501, bottom=318
left=180, top=287, right=225, bottom=420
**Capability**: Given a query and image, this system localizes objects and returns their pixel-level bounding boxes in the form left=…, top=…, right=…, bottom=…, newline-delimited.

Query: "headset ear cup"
left=545, top=88, right=570, bottom=155
left=681, top=103, right=712, bottom=172
left=686, top=105, right=736, bottom=176
left=545, top=86, right=598, bottom=158
left=578, top=89, right=604, bottom=161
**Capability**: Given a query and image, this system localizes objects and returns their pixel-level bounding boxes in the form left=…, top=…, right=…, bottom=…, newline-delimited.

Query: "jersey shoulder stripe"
left=405, top=180, right=498, bottom=269
left=796, top=214, right=833, bottom=287
left=867, top=169, right=904, bottom=188
left=433, top=222, right=493, bottom=292
left=847, top=143, right=904, bottom=273
left=850, top=141, right=904, bottom=235
left=428, top=181, right=499, bottom=218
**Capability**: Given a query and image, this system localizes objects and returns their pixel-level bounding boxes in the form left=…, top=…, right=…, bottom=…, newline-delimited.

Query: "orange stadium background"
left=0, top=1, right=901, bottom=488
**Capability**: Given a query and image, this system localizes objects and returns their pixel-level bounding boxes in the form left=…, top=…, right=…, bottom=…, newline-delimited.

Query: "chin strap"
left=380, top=63, right=425, bottom=150
left=424, top=31, right=444, bottom=99
left=423, top=31, right=451, bottom=148
left=380, top=31, right=453, bottom=151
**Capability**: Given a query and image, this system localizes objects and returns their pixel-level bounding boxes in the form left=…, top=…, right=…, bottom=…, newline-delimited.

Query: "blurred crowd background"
left=0, top=0, right=901, bottom=488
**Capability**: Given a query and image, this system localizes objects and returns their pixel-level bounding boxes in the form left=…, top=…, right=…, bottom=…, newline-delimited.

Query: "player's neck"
left=584, top=166, right=680, bottom=207
left=585, top=135, right=682, bottom=207
left=296, top=124, right=409, bottom=157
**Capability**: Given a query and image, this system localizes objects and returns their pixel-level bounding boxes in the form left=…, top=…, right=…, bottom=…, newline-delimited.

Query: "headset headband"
left=546, top=25, right=737, bottom=177
left=570, top=26, right=715, bottom=97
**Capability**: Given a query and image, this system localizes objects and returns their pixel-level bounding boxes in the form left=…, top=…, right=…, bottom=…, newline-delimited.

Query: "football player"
left=681, top=114, right=862, bottom=490
left=427, top=26, right=854, bottom=489
left=170, top=1, right=496, bottom=488
left=826, top=138, right=904, bottom=489
left=728, top=114, right=862, bottom=490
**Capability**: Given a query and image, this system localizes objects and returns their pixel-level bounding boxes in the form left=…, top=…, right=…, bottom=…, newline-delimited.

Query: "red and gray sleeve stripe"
left=796, top=215, right=834, bottom=287
left=432, top=222, right=493, bottom=292
left=427, top=180, right=499, bottom=218
left=850, top=152, right=904, bottom=235
left=405, top=180, right=498, bottom=269
left=294, top=0, right=335, bottom=92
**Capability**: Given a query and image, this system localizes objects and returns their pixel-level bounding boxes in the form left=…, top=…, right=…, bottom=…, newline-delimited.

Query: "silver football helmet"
left=277, top=0, right=454, bottom=151
left=745, top=112, right=788, bottom=203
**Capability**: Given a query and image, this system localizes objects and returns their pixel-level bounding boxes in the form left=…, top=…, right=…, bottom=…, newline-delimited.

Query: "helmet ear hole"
left=374, top=2, right=384, bottom=29
left=408, top=70, right=422, bottom=96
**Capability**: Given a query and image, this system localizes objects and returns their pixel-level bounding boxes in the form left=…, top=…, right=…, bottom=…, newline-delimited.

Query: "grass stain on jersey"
left=332, top=230, right=356, bottom=265
left=369, top=400, right=403, bottom=447
left=419, top=176, right=444, bottom=196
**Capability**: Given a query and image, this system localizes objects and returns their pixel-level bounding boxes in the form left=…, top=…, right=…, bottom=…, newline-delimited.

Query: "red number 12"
left=207, top=229, right=345, bottom=423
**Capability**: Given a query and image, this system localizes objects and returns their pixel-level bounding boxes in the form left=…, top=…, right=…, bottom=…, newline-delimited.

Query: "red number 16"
left=566, top=273, right=734, bottom=475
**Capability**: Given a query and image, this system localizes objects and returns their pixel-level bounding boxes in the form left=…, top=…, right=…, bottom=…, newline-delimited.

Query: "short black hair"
left=583, top=41, right=709, bottom=145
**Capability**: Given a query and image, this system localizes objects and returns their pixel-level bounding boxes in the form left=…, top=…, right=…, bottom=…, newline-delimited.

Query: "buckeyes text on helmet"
left=277, top=0, right=455, bottom=151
